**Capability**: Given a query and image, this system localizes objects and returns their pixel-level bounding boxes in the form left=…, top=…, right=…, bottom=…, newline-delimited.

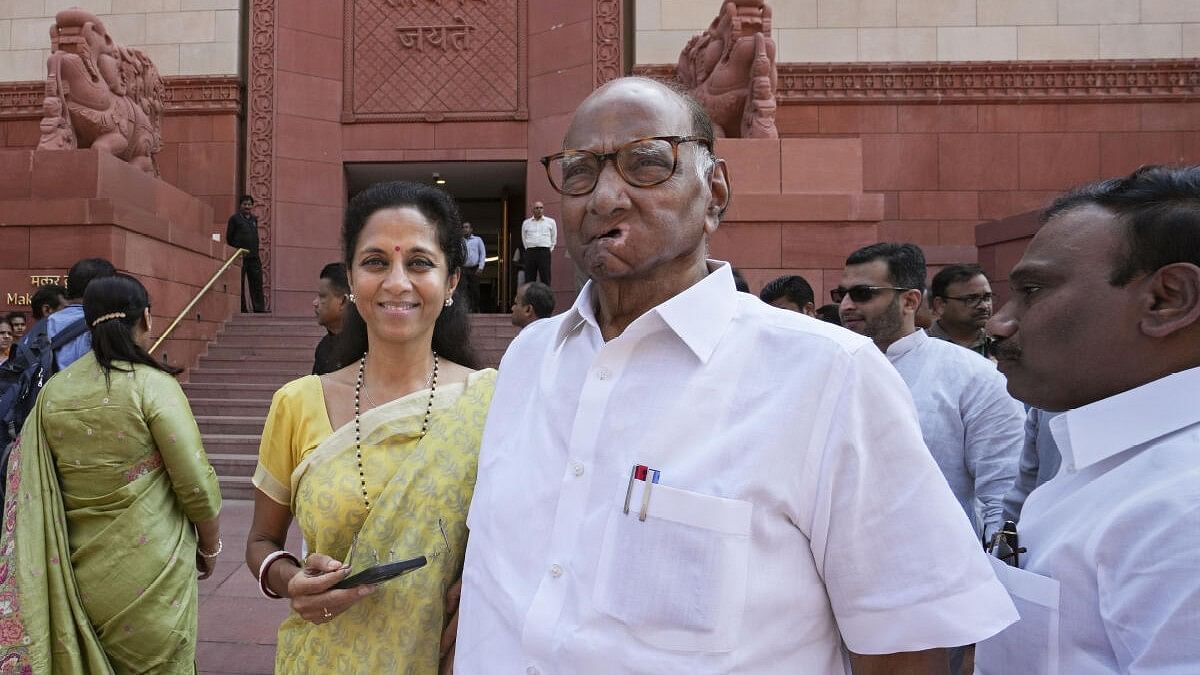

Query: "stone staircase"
left=188, top=313, right=519, bottom=500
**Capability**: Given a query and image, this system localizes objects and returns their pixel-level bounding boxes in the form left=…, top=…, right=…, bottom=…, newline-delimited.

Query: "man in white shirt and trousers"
left=454, top=76, right=1016, bottom=675
left=521, top=201, right=556, bottom=285
left=976, top=164, right=1200, bottom=674
left=837, top=242, right=1025, bottom=674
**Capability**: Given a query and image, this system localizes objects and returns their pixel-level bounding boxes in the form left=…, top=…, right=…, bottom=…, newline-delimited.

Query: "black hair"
left=240, top=194, right=255, bottom=204
left=815, top=304, right=842, bottom=326
left=334, top=181, right=479, bottom=369
left=930, top=263, right=986, bottom=299
left=65, top=257, right=116, bottom=300
left=1041, top=165, right=1200, bottom=286
left=845, top=242, right=927, bottom=293
left=4, top=311, right=26, bottom=325
left=730, top=267, right=751, bottom=293
left=521, top=282, right=556, bottom=319
left=83, top=273, right=181, bottom=383
left=319, top=262, right=350, bottom=295
left=759, top=275, right=815, bottom=308
left=30, top=283, right=67, bottom=320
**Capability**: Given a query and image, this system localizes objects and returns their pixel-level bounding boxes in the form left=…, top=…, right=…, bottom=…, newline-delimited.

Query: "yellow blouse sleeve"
left=254, top=376, right=325, bottom=506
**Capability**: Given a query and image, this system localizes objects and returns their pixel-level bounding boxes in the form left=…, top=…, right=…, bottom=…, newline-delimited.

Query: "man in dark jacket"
left=227, top=194, right=266, bottom=313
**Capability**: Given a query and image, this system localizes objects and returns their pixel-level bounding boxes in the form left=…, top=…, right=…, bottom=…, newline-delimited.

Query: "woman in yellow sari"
left=0, top=273, right=223, bottom=673
left=246, top=181, right=496, bottom=673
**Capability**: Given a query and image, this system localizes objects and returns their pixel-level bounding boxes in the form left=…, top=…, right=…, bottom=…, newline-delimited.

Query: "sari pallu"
left=0, top=401, right=207, bottom=673
left=275, top=369, right=495, bottom=674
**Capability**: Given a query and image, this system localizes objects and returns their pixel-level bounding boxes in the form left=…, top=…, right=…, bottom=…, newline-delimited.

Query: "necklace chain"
left=354, top=351, right=438, bottom=512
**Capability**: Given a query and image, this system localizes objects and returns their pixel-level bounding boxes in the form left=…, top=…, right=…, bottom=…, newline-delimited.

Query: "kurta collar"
left=555, top=260, right=738, bottom=363
left=884, top=328, right=928, bottom=361
left=1050, top=365, right=1200, bottom=473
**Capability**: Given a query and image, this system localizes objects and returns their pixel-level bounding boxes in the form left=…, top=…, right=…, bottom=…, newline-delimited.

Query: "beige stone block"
left=978, top=0, right=1056, bottom=26
left=178, top=39, right=237, bottom=75
left=181, top=0, right=236, bottom=9
left=145, top=10, right=215, bottom=44
left=1099, top=23, right=1182, bottom=58
left=11, top=17, right=51, bottom=50
left=937, top=26, right=1016, bottom=60
left=898, top=0, right=974, bottom=27
left=777, top=28, right=858, bottom=62
left=214, top=8, right=238, bottom=41
left=660, top=0, right=713, bottom=30
left=818, top=0, right=896, bottom=27
left=1017, top=25, right=1098, bottom=60
left=1141, top=0, right=1200, bottom=23
left=0, top=20, right=10, bottom=51
left=1058, top=0, right=1138, bottom=25
left=112, top=0, right=180, bottom=14
left=770, top=0, right=818, bottom=28
left=859, top=27, right=935, bottom=61
left=0, top=0, right=45, bottom=19
left=46, top=0, right=111, bottom=13
left=0, top=48, right=48, bottom=81
left=1184, top=23, right=1200, bottom=57
left=635, top=0, right=661, bottom=31
left=634, top=29, right=694, bottom=64
left=136, top=42, right=178, bottom=75
left=101, top=13, right=146, bottom=44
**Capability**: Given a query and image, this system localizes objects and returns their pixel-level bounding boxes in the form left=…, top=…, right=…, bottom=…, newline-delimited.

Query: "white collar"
left=884, top=328, right=927, bottom=360
left=1050, top=365, right=1200, bottom=473
left=555, top=261, right=738, bottom=364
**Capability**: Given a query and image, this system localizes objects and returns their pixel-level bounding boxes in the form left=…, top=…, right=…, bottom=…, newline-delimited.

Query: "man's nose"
left=985, top=301, right=1017, bottom=339
left=587, top=161, right=630, bottom=215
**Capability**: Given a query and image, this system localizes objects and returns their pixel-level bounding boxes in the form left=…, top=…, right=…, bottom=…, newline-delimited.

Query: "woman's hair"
left=83, top=273, right=182, bottom=382
left=334, top=181, right=478, bottom=369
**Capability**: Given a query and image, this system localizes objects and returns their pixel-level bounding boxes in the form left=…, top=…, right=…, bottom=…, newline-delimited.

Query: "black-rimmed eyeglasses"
left=942, top=292, right=995, bottom=307
left=830, top=285, right=913, bottom=304
left=541, top=135, right=712, bottom=196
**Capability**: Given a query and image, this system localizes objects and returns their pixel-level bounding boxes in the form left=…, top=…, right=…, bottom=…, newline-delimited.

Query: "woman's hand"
left=195, top=550, right=216, bottom=580
left=288, top=552, right=377, bottom=625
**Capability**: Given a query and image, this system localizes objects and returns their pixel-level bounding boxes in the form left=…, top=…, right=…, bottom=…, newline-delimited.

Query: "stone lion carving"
left=36, top=8, right=166, bottom=174
left=676, top=0, right=778, bottom=139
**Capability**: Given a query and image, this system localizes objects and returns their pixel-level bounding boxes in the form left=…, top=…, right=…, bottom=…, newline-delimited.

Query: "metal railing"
left=149, top=248, right=246, bottom=354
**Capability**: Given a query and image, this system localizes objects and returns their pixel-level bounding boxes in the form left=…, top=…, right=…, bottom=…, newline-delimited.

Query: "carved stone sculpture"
left=36, top=8, right=166, bottom=174
left=676, top=0, right=778, bottom=139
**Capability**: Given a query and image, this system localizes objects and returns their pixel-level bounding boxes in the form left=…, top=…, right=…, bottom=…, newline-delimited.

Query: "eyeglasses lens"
left=547, top=139, right=677, bottom=195
left=831, top=286, right=883, bottom=303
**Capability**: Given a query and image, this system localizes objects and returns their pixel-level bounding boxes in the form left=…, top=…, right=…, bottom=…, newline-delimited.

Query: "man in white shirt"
left=836, top=243, right=1024, bottom=544
left=455, top=75, right=1016, bottom=675
left=521, top=201, right=556, bottom=284
left=977, top=165, right=1200, bottom=674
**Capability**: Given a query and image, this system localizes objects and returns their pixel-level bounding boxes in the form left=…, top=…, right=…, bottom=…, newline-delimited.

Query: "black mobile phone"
left=333, top=555, right=428, bottom=589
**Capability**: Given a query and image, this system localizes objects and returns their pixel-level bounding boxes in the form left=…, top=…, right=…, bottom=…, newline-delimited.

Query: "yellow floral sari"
left=255, top=369, right=496, bottom=674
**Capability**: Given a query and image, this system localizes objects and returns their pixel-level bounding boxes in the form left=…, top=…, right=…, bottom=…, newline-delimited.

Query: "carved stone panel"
left=343, top=0, right=527, bottom=122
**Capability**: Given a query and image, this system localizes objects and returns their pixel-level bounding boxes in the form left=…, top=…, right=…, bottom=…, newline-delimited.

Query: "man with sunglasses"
left=929, top=264, right=996, bottom=359
left=976, top=166, right=1200, bottom=674
left=456, top=77, right=1016, bottom=675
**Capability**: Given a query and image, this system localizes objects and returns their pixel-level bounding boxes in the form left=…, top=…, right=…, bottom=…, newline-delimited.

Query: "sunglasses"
left=830, top=285, right=912, bottom=304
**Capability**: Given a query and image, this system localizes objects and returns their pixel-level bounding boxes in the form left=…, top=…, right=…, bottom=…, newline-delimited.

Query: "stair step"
left=188, top=369, right=302, bottom=385
left=188, top=398, right=272, bottom=416
left=208, top=452, right=257, bottom=476
left=197, top=357, right=314, bottom=372
left=207, top=334, right=322, bottom=348
left=203, top=434, right=263, bottom=455
left=205, top=346, right=318, bottom=360
left=221, top=325, right=327, bottom=337
left=218, top=475, right=257, bottom=501
left=184, top=382, right=284, bottom=397
left=196, top=415, right=267, bottom=435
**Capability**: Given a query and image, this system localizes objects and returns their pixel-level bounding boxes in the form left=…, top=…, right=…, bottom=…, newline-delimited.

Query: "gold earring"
left=444, top=297, right=454, bottom=307
left=347, top=293, right=356, bottom=303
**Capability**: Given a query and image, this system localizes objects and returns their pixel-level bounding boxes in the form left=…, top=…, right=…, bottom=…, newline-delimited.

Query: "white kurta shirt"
left=977, top=365, right=1200, bottom=674
left=457, top=261, right=1017, bottom=675
left=885, top=329, right=1025, bottom=541
left=521, top=215, right=557, bottom=249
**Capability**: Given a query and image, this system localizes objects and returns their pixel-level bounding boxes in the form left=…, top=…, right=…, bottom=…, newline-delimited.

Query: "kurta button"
left=527, top=667, right=539, bottom=675
left=550, top=564, right=563, bottom=578
left=572, top=462, right=584, bottom=476
left=596, top=367, right=611, bottom=380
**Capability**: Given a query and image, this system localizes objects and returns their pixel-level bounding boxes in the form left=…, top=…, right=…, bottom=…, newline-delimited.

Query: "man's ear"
left=704, top=159, right=731, bottom=235
left=901, top=288, right=923, bottom=314
left=1140, top=262, right=1200, bottom=338
left=930, top=296, right=946, bottom=315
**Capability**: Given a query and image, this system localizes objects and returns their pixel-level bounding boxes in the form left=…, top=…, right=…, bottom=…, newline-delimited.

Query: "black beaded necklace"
left=353, top=351, right=438, bottom=512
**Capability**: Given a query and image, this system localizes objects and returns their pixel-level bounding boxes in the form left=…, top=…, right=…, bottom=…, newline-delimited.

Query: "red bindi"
left=394, top=246, right=402, bottom=251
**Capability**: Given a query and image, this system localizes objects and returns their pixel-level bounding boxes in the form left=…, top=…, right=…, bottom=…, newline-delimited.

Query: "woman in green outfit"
left=0, top=273, right=222, bottom=673
left=245, top=181, right=496, bottom=673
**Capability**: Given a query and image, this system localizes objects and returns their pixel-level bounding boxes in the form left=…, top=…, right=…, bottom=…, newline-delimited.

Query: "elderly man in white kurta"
left=454, top=76, right=1016, bottom=675
left=978, top=166, right=1200, bottom=674
left=837, top=243, right=1025, bottom=544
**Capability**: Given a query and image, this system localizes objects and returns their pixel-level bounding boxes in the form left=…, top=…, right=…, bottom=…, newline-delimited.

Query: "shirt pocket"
left=975, top=556, right=1060, bottom=675
left=592, top=482, right=752, bottom=652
